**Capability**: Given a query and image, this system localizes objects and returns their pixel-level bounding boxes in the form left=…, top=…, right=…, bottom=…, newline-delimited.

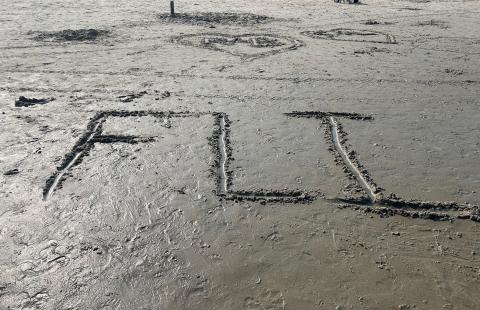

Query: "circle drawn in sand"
left=158, top=12, right=274, bottom=25
left=302, top=28, right=396, bottom=44
left=171, top=33, right=304, bottom=60
left=30, top=29, right=110, bottom=42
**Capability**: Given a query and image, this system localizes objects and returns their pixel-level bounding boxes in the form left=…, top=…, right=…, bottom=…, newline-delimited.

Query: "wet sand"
left=1, top=0, right=480, bottom=308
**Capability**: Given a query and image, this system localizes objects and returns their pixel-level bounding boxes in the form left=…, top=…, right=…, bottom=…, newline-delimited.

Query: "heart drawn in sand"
left=172, top=33, right=304, bottom=60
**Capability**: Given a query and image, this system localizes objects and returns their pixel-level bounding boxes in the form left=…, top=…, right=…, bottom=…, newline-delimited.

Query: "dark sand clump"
left=158, top=12, right=274, bottom=25
left=15, top=96, right=54, bottom=107
left=31, top=29, right=110, bottom=42
left=4, top=169, right=19, bottom=176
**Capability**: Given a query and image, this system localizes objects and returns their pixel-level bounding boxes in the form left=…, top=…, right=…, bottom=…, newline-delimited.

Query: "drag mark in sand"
left=226, top=190, right=317, bottom=203
left=328, top=116, right=379, bottom=203
left=44, top=152, right=81, bottom=201
left=217, top=114, right=228, bottom=195
left=43, top=119, right=103, bottom=200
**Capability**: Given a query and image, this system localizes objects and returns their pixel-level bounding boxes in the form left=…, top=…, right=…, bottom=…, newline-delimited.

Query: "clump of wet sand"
left=15, top=96, right=55, bottom=107
left=157, top=12, right=274, bottom=25
left=30, top=28, right=110, bottom=42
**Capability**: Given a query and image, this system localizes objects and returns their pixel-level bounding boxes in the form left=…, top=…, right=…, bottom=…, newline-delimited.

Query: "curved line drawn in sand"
left=171, top=33, right=304, bottom=60
left=44, top=110, right=479, bottom=222
left=301, top=28, right=396, bottom=44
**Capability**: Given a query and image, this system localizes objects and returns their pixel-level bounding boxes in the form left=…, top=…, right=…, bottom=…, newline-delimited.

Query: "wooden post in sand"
left=170, top=1, right=175, bottom=17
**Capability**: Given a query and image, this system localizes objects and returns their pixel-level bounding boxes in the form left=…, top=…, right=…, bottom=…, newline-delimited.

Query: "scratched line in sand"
left=44, top=120, right=102, bottom=200
left=328, top=116, right=379, bottom=203
left=217, top=114, right=228, bottom=195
